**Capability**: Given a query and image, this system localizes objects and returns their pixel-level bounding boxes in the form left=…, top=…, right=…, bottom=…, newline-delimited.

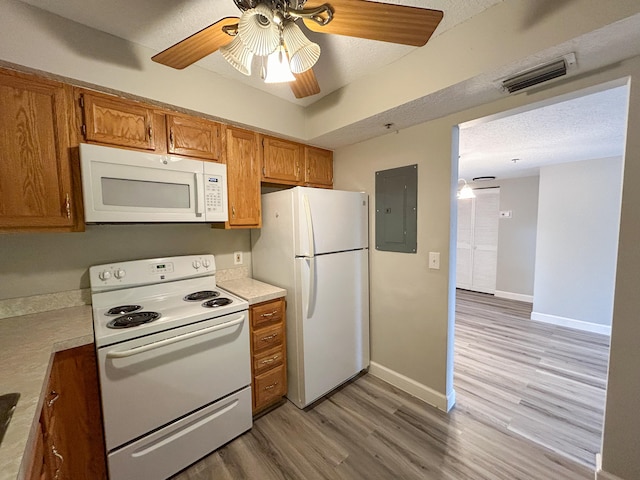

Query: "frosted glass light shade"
left=264, top=46, right=295, bottom=83
left=220, top=36, right=254, bottom=76
left=282, top=22, right=320, bottom=74
left=238, top=4, right=279, bottom=56
left=457, top=184, right=475, bottom=199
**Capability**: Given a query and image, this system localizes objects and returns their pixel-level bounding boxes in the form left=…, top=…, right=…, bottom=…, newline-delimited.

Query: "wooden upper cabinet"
left=166, top=114, right=222, bottom=161
left=225, top=127, right=262, bottom=228
left=79, top=90, right=156, bottom=150
left=0, top=69, right=77, bottom=230
left=305, top=146, right=333, bottom=187
left=262, top=136, right=303, bottom=184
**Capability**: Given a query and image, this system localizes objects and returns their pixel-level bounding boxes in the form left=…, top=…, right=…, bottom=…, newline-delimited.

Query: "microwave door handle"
left=194, top=173, right=205, bottom=217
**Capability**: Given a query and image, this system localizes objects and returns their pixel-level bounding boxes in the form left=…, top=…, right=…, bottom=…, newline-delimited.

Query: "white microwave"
left=80, top=143, right=228, bottom=223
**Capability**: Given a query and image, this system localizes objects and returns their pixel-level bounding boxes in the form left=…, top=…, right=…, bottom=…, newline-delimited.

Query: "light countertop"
left=0, top=305, right=94, bottom=480
left=218, top=278, right=286, bottom=305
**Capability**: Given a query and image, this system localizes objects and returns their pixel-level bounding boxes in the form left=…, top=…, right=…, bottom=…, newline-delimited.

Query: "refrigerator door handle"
left=302, top=195, right=315, bottom=258
left=307, top=256, right=316, bottom=318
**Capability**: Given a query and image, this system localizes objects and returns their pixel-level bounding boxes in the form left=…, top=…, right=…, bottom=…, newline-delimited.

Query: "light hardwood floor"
left=455, top=289, right=610, bottom=468
left=172, top=290, right=606, bottom=479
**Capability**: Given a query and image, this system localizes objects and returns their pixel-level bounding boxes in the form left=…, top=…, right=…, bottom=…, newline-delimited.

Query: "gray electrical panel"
left=375, top=164, right=417, bottom=253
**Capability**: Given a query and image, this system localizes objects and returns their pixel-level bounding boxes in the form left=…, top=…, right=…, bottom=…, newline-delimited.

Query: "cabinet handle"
left=260, top=333, right=278, bottom=342
left=264, top=381, right=279, bottom=391
left=260, top=355, right=279, bottom=365
left=48, top=390, right=59, bottom=407
left=52, top=445, right=64, bottom=479
left=64, top=194, right=71, bottom=219
left=148, top=125, right=153, bottom=140
left=169, top=129, right=174, bottom=148
left=260, top=311, right=279, bottom=318
left=232, top=206, right=236, bottom=218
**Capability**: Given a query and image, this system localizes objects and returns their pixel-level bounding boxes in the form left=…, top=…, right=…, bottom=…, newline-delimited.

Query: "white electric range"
left=90, top=255, right=251, bottom=480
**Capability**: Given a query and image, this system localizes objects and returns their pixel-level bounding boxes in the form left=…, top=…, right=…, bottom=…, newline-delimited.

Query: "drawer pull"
left=52, top=444, right=64, bottom=479
left=260, top=333, right=278, bottom=342
left=260, top=355, right=279, bottom=365
left=260, top=310, right=279, bottom=317
left=48, top=391, right=60, bottom=407
left=264, top=382, right=279, bottom=391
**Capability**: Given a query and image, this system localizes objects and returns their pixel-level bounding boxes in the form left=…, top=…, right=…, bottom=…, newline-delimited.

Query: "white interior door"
left=456, top=188, right=500, bottom=293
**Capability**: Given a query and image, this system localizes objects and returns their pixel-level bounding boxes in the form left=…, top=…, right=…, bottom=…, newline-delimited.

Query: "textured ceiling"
left=18, top=0, right=503, bottom=106
left=458, top=85, right=629, bottom=181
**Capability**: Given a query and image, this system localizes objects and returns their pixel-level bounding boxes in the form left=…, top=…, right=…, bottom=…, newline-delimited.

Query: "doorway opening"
left=450, top=80, right=628, bottom=468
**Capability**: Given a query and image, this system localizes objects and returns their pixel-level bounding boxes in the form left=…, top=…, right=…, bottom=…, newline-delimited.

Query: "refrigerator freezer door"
left=294, top=187, right=368, bottom=256
left=291, top=249, right=370, bottom=408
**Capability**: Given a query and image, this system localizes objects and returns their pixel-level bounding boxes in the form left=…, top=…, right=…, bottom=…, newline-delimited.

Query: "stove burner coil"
left=107, top=311, right=161, bottom=329
left=202, top=298, right=233, bottom=308
left=183, top=290, right=220, bottom=302
left=106, top=305, right=142, bottom=316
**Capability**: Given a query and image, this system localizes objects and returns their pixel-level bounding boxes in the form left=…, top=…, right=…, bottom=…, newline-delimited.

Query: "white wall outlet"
left=499, top=210, right=512, bottom=218
left=428, top=252, right=440, bottom=270
left=234, top=251, right=243, bottom=265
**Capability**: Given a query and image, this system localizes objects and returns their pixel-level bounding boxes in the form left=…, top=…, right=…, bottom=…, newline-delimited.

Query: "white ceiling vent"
left=501, top=53, right=577, bottom=94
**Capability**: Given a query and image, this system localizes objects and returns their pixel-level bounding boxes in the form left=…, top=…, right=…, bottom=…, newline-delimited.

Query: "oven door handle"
left=106, top=314, right=245, bottom=359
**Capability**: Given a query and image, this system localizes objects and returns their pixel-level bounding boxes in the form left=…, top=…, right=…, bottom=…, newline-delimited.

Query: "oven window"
left=101, top=178, right=190, bottom=208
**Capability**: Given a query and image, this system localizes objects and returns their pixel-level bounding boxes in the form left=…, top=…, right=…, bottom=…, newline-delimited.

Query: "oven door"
left=80, top=143, right=206, bottom=223
left=97, top=311, right=250, bottom=450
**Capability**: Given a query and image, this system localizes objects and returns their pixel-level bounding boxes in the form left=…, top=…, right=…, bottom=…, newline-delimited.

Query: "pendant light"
left=457, top=179, right=475, bottom=199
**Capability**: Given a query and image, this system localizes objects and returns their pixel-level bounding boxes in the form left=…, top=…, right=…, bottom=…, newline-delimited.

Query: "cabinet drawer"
left=252, top=323, right=284, bottom=353
left=254, top=365, right=286, bottom=409
left=251, top=299, right=284, bottom=329
left=253, top=346, right=284, bottom=376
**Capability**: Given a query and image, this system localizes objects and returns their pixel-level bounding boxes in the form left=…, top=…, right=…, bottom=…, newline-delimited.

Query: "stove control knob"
left=99, top=270, right=112, bottom=281
left=192, top=260, right=201, bottom=269
left=114, top=269, right=126, bottom=279
left=202, top=259, right=211, bottom=268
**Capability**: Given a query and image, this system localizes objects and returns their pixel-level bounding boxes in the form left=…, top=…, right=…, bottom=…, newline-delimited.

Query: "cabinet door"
left=0, top=70, right=75, bottom=229
left=262, top=136, right=303, bottom=184
left=226, top=127, right=261, bottom=228
left=305, top=146, right=333, bottom=187
left=80, top=91, right=156, bottom=150
left=45, top=345, right=107, bottom=479
left=167, top=114, right=222, bottom=161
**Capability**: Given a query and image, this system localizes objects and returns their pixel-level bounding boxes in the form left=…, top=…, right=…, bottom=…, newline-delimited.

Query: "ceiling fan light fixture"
left=282, top=21, right=320, bottom=74
left=264, top=45, right=296, bottom=83
left=238, top=3, right=280, bottom=56
left=220, top=35, right=254, bottom=76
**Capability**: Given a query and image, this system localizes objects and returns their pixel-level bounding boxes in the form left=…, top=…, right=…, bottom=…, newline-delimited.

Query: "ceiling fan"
left=152, top=1, right=443, bottom=99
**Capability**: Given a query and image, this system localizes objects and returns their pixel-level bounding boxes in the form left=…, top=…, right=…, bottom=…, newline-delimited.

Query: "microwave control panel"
left=205, top=175, right=224, bottom=214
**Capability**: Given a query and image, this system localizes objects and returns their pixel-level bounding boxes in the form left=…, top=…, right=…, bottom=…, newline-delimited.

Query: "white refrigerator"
left=251, top=187, right=370, bottom=408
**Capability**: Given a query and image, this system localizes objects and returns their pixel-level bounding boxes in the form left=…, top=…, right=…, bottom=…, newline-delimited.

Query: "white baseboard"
left=595, top=467, right=625, bottom=480
left=368, top=361, right=453, bottom=412
left=494, top=290, right=533, bottom=303
left=531, top=311, right=611, bottom=335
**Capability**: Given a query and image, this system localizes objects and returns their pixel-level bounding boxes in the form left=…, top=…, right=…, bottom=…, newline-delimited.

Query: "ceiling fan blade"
left=290, top=69, right=321, bottom=99
left=152, top=17, right=239, bottom=69
left=302, top=0, right=443, bottom=47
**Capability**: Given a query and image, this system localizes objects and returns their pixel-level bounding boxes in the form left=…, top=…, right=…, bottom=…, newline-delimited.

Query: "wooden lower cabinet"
left=250, top=298, right=287, bottom=414
left=27, top=344, right=106, bottom=480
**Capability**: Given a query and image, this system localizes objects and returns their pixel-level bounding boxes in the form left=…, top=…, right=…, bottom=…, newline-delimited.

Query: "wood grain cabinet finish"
left=305, top=146, right=333, bottom=187
left=0, top=69, right=77, bottom=231
left=27, top=344, right=107, bottom=480
left=79, top=90, right=157, bottom=151
left=225, top=126, right=262, bottom=228
left=262, top=136, right=303, bottom=184
left=166, top=113, right=222, bottom=161
left=250, top=297, right=287, bottom=414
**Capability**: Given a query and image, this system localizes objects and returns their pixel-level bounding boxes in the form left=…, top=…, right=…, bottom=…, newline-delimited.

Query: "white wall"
left=532, top=157, right=623, bottom=328
left=0, top=225, right=250, bottom=300
left=467, top=177, right=539, bottom=300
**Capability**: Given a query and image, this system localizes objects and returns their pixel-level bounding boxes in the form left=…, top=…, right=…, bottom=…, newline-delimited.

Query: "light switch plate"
left=428, top=252, right=440, bottom=270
